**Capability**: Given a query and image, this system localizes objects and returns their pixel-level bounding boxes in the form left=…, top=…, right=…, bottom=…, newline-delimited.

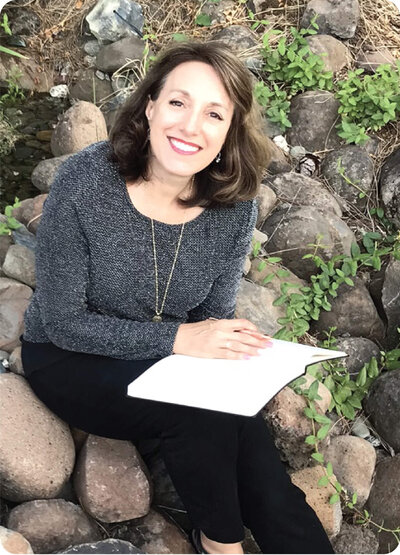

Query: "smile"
left=168, top=137, right=201, bottom=155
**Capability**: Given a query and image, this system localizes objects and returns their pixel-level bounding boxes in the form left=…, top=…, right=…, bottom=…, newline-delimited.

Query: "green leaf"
left=305, top=435, right=317, bottom=445
left=267, top=257, right=282, bottom=263
left=172, top=33, right=188, bottom=42
left=317, top=424, right=331, bottom=440
left=352, top=492, right=358, bottom=504
left=262, top=273, right=275, bottom=285
left=311, top=452, right=325, bottom=463
left=195, top=13, right=212, bottom=26
left=326, top=462, right=333, bottom=477
left=329, top=493, right=340, bottom=504
left=334, top=481, right=342, bottom=493
left=318, top=476, right=329, bottom=487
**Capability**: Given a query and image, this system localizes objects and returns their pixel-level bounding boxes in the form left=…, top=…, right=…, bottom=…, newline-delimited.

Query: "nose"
left=180, top=108, right=202, bottom=137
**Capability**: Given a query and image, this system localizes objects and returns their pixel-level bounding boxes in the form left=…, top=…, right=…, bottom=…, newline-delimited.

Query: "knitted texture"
left=23, top=141, right=258, bottom=360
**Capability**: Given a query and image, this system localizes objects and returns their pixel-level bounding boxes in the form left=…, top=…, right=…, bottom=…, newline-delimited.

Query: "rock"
left=69, top=69, right=114, bottom=105
left=382, top=257, right=400, bottom=349
left=0, top=233, right=12, bottom=267
left=0, top=54, right=54, bottom=93
left=265, top=139, right=292, bottom=174
left=11, top=194, right=47, bottom=235
left=11, top=224, right=37, bottom=252
left=321, top=436, right=376, bottom=507
left=236, top=279, right=287, bottom=337
left=256, top=185, right=277, bottom=227
left=96, top=36, right=145, bottom=73
left=211, top=25, right=259, bottom=54
left=62, top=539, right=144, bottom=553
left=305, top=35, right=351, bottom=72
left=287, top=90, right=342, bottom=152
left=0, top=525, right=33, bottom=554
left=363, top=370, right=400, bottom=453
left=331, top=521, right=379, bottom=553
left=380, top=148, right=400, bottom=228
left=320, top=145, right=374, bottom=211
left=312, top=278, right=385, bottom=343
left=264, top=173, right=342, bottom=216
left=262, top=387, right=326, bottom=470
left=366, top=454, right=400, bottom=553
left=300, top=0, right=360, bottom=39
left=355, top=48, right=397, bottom=73
left=195, top=0, right=237, bottom=25
left=73, top=435, right=151, bottom=523
left=335, top=337, right=380, bottom=377
left=50, top=101, right=108, bottom=157
left=261, top=205, right=355, bottom=280
left=290, top=465, right=342, bottom=537
left=0, top=373, right=75, bottom=501
left=8, top=346, right=24, bottom=376
left=8, top=9, right=41, bottom=36
left=247, top=256, right=306, bottom=300
left=83, top=40, right=101, bottom=57
left=7, top=499, right=101, bottom=554
left=253, top=228, right=268, bottom=246
left=31, top=154, right=72, bottom=193
left=115, top=508, right=195, bottom=554
left=2, top=244, right=35, bottom=288
left=86, top=0, right=144, bottom=43
left=0, top=278, right=32, bottom=353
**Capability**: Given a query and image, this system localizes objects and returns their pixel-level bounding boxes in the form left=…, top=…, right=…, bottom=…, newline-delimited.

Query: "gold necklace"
left=151, top=219, right=185, bottom=322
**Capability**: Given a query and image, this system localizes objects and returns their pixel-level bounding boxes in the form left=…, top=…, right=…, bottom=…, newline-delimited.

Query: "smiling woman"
left=21, top=41, right=334, bottom=555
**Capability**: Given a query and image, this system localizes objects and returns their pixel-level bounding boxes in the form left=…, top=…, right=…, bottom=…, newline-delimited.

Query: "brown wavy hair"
left=109, top=41, right=272, bottom=208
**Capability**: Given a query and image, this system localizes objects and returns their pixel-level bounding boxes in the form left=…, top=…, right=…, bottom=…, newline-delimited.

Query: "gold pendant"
left=152, top=315, right=162, bottom=322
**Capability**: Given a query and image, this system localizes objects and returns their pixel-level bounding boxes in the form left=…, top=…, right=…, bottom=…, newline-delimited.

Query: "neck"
left=144, top=162, right=194, bottom=206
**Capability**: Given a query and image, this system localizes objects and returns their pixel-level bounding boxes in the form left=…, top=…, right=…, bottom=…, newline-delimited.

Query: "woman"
left=20, top=41, right=334, bottom=554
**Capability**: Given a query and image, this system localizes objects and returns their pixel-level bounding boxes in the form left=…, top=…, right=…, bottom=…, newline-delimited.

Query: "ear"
left=145, top=97, right=154, bottom=122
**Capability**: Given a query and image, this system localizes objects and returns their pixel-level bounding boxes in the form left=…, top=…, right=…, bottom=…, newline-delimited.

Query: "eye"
left=210, top=112, right=223, bottom=121
left=170, top=100, right=184, bottom=107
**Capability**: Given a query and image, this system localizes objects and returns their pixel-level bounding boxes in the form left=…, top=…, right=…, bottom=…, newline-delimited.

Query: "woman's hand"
left=172, top=318, right=272, bottom=359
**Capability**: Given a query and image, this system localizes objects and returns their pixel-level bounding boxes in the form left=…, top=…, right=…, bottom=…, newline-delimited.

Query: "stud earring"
left=215, top=151, right=221, bottom=163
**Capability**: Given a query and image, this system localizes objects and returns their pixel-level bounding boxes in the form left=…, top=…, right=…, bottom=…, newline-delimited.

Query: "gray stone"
left=366, top=454, right=400, bottom=553
left=261, top=205, right=355, bottom=280
left=11, top=224, right=36, bottom=252
left=7, top=499, right=101, bottom=554
left=0, top=373, right=75, bottom=502
left=355, top=48, right=398, bottom=73
left=335, top=337, right=380, bottom=377
left=265, top=139, right=292, bottom=175
left=247, top=256, right=306, bottom=297
left=0, top=525, right=33, bottom=554
left=2, top=244, right=35, bottom=288
left=83, top=40, right=101, bottom=57
left=86, top=0, right=144, bottom=43
left=312, top=278, right=385, bottom=343
left=96, top=36, right=145, bottom=73
left=115, top=508, right=195, bottom=554
left=236, top=278, right=287, bottom=337
left=211, top=25, right=259, bottom=53
left=380, top=148, right=400, bottom=228
left=195, top=0, right=237, bottom=25
left=305, top=35, right=351, bottom=72
left=320, top=145, right=374, bottom=211
left=300, top=0, right=360, bottom=39
left=264, top=173, right=342, bottom=216
left=321, top=436, right=376, bottom=507
left=256, top=184, right=277, bottom=227
left=0, top=53, right=54, bottom=94
left=0, top=233, right=12, bottom=267
left=9, top=346, right=24, bottom=376
left=31, top=155, right=72, bottom=193
left=62, top=539, right=144, bottom=553
left=287, top=90, right=342, bottom=152
left=0, top=278, right=32, bottom=353
left=331, top=521, right=379, bottom=554
left=50, top=101, right=108, bottom=157
left=363, top=370, right=400, bottom=453
left=73, top=435, right=151, bottom=523
left=69, top=69, right=114, bottom=105
left=382, top=257, right=400, bottom=349
left=9, top=9, right=41, bottom=36
left=9, top=194, right=47, bottom=235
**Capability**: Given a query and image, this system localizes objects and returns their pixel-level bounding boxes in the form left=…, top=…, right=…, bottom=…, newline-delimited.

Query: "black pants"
left=21, top=338, right=334, bottom=554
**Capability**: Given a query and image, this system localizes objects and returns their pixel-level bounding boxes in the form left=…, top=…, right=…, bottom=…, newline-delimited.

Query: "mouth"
left=168, top=137, right=202, bottom=155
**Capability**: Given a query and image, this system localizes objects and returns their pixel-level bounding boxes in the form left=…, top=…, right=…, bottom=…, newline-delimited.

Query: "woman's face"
left=145, top=61, right=234, bottom=182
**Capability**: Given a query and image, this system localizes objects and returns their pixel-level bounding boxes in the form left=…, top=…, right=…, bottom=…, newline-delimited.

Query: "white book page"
left=127, top=339, right=347, bottom=416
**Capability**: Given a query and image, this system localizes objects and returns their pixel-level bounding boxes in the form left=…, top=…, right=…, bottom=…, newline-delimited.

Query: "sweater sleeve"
left=187, top=199, right=258, bottom=322
left=35, top=164, right=181, bottom=360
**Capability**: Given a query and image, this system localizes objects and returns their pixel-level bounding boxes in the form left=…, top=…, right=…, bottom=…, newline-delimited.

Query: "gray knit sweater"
left=23, top=140, right=258, bottom=360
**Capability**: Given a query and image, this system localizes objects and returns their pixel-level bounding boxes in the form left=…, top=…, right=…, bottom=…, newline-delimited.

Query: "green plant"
left=0, top=66, right=25, bottom=105
left=0, top=197, right=22, bottom=236
left=0, top=13, right=29, bottom=59
left=336, top=62, right=400, bottom=145
left=253, top=81, right=291, bottom=130
left=261, top=18, right=333, bottom=96
left=0, top=109, right=20, bottom=156
left=195, top=13, right=212, bottom=26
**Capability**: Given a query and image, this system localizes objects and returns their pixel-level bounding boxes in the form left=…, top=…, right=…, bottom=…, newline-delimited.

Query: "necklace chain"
left=151, top=219, right=185, bottom=322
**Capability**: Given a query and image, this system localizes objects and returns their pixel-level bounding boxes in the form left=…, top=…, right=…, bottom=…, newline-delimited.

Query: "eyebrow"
left=169, top=89, right=229, bottom=111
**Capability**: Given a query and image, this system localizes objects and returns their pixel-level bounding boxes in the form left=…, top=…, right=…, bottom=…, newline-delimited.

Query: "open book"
left=127, top=339, right=347, bottom=417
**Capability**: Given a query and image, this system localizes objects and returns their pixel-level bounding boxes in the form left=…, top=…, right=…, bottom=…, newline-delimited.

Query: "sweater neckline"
left=118, top=173, right=209, bottom=229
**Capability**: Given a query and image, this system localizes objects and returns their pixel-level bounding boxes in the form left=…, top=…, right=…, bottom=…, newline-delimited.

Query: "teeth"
left=170, top=138, right=199, bottom=152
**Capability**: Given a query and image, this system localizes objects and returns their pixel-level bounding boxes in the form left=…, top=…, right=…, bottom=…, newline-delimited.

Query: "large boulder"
left=331, top=521, right=379, bottom=554
left=363, top=370, right=400, bottom=453
left=0, top=278, right=32, bottom=352
left=380, top=148, right=400, bottom=228
left=0, top=525, right=33, bottom=554
left=0, top=374, right=75, bottom=501
left=86, top=0, right=144, bottom=42
left=335, top=337, right=380, bottom=377
left=381, top=257, right=400, bottom=349
left=7, top=499, right=101, bottom=554
left=31, top=154, right=72, bottom=193
left=73, top=435, right=151, bottom=523
left=305, top=35, right=351, bottom=72
left=2, top=244, right=36, bottom=289
left=300, top=0, right=360, bottom=39
left=50, top=101, right=108, bottom=157
left=96, top=36, right=146, bottom=73
left=11, top=194, right=47, bottom=235
left=69, top=69, right=114, bottom=104
left=63, top=539, right=144, bottom=553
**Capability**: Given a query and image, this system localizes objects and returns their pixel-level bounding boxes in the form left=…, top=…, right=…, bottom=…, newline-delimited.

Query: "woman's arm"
left=33, top=162, right=180, bottom=360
